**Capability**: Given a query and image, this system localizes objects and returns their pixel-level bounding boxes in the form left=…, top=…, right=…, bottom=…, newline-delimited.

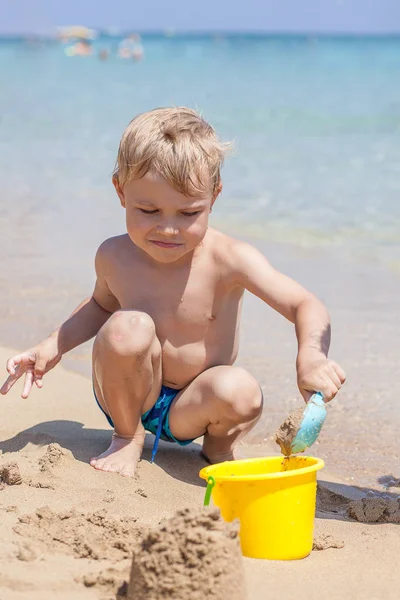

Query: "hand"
left=297, top=358, right=346, bottom=402
left=0, top=337, right=62, bottom=399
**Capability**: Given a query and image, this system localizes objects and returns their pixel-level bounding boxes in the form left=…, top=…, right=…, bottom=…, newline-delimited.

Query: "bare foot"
left=90, top=434, right=144, bottom=477
left=200, top=450, right=234, bottom=464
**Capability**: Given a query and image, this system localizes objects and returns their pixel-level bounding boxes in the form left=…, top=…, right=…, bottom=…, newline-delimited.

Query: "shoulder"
left=95, top=235, right=132, bottom=273
left=96, top=234, right=130, bottom=257
left=207, top=228, right=269, bottom=273
left=207, top=228, right=242, bottom=257
left=96, top=234, right=133, bottom=261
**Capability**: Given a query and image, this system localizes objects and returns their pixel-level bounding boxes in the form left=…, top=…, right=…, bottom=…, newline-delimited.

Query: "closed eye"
left=137, top=208, right=201, bottom=217
left=138, top=208, right=158, bottom=214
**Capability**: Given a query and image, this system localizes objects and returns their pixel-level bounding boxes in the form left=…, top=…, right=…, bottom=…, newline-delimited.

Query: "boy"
left=1, top=107, right=345, bottom=477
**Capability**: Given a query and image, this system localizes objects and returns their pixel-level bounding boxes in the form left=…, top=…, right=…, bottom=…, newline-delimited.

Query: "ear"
left=210, top=181, right=222, bottom=212
left=112, top=176, right=126, bottom=208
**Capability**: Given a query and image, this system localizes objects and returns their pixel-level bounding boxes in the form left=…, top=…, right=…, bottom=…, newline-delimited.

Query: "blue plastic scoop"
left=275, top=392, right=327, bottom=456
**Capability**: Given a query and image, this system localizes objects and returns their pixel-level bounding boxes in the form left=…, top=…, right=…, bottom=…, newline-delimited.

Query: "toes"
left=93, top=460, right=134, bottom=476
left=93, top=459, right=121, bottom=473
left=94, top=460, right=111, bottom=472
left=120, top=467, right=135, bottom=477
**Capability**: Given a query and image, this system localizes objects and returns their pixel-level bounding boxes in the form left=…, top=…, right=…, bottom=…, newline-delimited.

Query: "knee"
left=211, top=367, right=263, bottom=422
left=95, top=310, right=157, bottom=358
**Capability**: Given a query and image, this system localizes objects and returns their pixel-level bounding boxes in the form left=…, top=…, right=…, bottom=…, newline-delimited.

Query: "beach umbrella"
left=57, top=26, right=97, bottom=41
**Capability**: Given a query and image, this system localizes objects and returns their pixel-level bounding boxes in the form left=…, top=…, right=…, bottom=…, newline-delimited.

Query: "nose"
left=157, top=222, right=179, bottom=236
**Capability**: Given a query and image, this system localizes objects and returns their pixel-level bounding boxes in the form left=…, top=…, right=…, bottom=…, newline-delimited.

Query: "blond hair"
left=113, top=107, right=231, bottom=196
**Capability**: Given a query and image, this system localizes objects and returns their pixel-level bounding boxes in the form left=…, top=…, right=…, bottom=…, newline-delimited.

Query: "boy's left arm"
left=232, top=242, right=346, bottom=402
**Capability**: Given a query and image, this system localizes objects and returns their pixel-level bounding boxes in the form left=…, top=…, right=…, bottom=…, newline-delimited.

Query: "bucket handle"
left=203, top=476, right=216, bottom=506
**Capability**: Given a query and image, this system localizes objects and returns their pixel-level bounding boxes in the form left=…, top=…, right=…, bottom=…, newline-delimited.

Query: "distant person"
left=118, top=33, right=144, bottom=60
left=131, top=44, right=144, bottom=61
left=1, top=107, right=345, bottom=477
left=98, top=48, right=110, bottom=61
left=65, top=40, right=93, bottom=57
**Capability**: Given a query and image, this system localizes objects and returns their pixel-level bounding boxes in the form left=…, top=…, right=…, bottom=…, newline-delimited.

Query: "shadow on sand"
left=0, top=419, right=207, bottom=487
left=1, top=421, right=399, bottom=523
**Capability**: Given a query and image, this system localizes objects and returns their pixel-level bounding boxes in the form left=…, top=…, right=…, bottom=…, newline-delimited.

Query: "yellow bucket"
left=199, top=455, right=324, bottom=560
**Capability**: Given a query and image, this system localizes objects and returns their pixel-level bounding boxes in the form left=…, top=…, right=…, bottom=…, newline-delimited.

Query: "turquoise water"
left=1, top=34, right=400, bottom=260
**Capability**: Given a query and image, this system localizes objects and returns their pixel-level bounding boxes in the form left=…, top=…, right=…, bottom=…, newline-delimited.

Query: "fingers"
left=328, top=370, right=342, bottom=390
left=1, top=375, right=15, bottom=395
left=323, top=361, right=346, bottom=401
left=301, top=390, right=313, bottom=403
left=1, top=366, right=42, bottom=397
left=1, top=366, right=23, bottom=395
left=319, top=377, right=339, bottom=402
left=333, top=363, right=346, bottom=384
left=298, top=359, right=346, bottom=403
left=22, top=371, right=34, bottom=399
left=33, top=357, right=47, bottom=386
left=2, top=350, right=43, bottom=397
left=6, top=355, right=23, bottom=376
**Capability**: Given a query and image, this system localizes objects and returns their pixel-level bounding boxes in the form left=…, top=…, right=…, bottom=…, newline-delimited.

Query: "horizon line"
left=1, top=29, right=400, bottom=38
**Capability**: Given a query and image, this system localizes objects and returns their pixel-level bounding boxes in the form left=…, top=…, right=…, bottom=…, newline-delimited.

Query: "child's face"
left=114, top=171, right=220, bottom=264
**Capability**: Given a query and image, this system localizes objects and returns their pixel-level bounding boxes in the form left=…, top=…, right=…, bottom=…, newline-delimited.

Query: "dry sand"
left=1, top=346, right=399, bottom=600
left=128, top=507, right=246, bottom=600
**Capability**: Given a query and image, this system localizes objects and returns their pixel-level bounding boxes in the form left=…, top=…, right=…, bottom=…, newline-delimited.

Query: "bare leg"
left=168, top=366, right=263, bottom=463
left=90, top=310, right=162, bottom=476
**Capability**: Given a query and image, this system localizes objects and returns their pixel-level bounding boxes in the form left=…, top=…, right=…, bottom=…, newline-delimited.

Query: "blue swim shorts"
left=93, top=384, right=195, bottom=462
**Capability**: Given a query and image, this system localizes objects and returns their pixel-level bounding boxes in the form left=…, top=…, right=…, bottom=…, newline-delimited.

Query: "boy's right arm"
left=1, top=242, right=120, bottom=398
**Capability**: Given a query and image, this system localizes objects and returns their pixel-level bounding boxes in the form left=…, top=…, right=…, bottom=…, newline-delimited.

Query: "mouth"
left=150, top=240, right=183, bottom=249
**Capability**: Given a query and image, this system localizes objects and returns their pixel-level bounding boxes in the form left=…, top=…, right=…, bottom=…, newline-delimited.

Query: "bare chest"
left=107, top=262, right=238, bottom=343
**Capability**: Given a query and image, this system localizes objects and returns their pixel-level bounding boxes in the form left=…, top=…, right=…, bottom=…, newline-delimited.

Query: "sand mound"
left=38, top=442, right=73, bottom=472
left=1, top=444, right=74, bottom=489
left=275, top=407, right=304, bottom=456
left=313, top=534, right=344, bottom=551
left=127, top=507, right=246, bottom=600
left=13, top=506, right=140, bottom=560
left=316, top=484, right=400, bottom=524
left=0, top=461, right=23, bottom=485
left=348, top=497, right=400, bottom=523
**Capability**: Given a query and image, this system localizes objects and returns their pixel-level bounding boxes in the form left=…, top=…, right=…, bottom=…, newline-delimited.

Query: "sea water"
left=0, top=34, right=399, bottom=349
left=1, top=35, right=400, bottom=252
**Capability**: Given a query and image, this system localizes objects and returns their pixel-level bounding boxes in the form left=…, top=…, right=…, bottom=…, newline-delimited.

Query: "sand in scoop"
left=275, top=407, right=305, bottom=456
left=127, top=507, right=246, bottom=600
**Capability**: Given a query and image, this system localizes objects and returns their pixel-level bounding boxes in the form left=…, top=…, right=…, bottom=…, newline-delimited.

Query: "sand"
left=13, top=506, right=140, bottom=561
left=1, top=346, right=399, bottom=599
left=312, top=534, right=344, bottom=551
left=274, top=406, right=304, bottom=456
left=348, top=497, right=400, bottom=523
left=0, top=462, right=23, bottom=486
left=127, top=508, right=246, bottom=600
